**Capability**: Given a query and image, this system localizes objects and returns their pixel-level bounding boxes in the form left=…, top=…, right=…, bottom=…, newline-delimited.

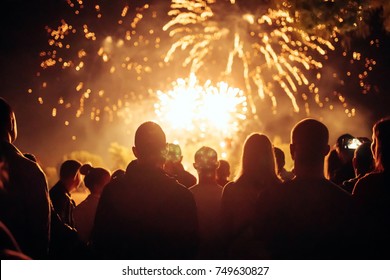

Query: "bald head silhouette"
left=290, top=118, right=330, bottom=174
left=132, top=121, right=167, bottom=166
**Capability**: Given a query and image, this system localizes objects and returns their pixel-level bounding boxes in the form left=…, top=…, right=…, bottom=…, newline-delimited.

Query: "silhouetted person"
left=164, top=143, right=197, bottom=188
left=255, top=118, right=353, bottom=259
left=341, top=141, right=373, bottom=194
left=91, top=121, right=198, bottom=259
left=274, top=147, right=294, bottom=182
left=0, top=97, right=51, bottom=259
left=352, top=117, right=390, bottom=259
left=216, top=159, right=231, bottom=187
left=49, top=159, right=85, bottom=259
left=330, top=133, right=358, bottom=185
left=110, top=168, right=125, bottom=180
left=221, top=133, right=281, bottom=259
left=74, top=164, right=111, bottom=244
left=325, top=148, right=342, bottom=181
left=0, top=155, right=30, bottom=259
left=189, top=146, right=223, bottom=259
left=50, top=159, right=82, bottom=228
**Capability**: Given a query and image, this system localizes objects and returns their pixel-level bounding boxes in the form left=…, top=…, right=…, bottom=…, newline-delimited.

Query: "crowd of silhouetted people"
left=1, top=96, right=390, bottom=260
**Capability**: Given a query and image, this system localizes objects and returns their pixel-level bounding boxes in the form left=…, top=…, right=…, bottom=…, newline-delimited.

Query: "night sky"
left=1, top=0, right=389, bottom=171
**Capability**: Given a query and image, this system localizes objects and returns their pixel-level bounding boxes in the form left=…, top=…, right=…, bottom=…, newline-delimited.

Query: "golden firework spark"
left=154, top=73, right=247, bottom=159
left=34, top=1, right=161, bottom=126
left=163, top=0, right=345, bottom=114
left=30, top=0, right=377, bottom=133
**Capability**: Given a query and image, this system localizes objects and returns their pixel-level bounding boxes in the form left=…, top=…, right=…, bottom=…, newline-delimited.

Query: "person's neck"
left=137, top=159, right=163, bottom=169
left=0, top=134, right=11, bottom=143
left=198, top=172, right=217, bottom=185
left=293, top=164, right=325, bottom=179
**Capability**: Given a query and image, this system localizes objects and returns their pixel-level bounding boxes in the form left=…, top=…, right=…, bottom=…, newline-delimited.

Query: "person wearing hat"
left=92, top=121, right=198, bottom=259
left=189, top=146, right=223, bottom=259
left=164, top=143, right=197, bottom=188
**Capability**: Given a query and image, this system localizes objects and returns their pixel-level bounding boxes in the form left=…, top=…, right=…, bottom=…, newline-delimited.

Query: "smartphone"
left=346, top=138, right=362, bottom=149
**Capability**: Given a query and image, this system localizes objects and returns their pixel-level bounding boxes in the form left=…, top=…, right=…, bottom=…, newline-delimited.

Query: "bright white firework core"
left=154, top=73, right=247, bottom=139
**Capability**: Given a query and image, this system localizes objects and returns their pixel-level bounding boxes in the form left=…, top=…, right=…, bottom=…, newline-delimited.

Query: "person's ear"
left=289, top=144, right=295, bottom=160
left=9, top=113, right=17, bottom=143
left=193, top=163, right=198, bottom=170
left=132, top=146, right=138, bottom=158
left=323, top=144, right=330, bottom=157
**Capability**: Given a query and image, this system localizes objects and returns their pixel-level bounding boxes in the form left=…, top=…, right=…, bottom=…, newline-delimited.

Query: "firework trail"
left=163, top=0, right=353, bottom=115
left=31, top=0, right=377, bottom=130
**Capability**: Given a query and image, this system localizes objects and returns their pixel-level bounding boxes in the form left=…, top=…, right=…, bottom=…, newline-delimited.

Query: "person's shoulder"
left=280, top=178, right=298, bottom=189
left=282, top=176, right=334, bottom=188
left=221, top=180, right=236, bottom=195
left=282, top=177, right=349, bottom=197
left=188, top=184, right=199, bottom=191
left=49, top=181, right=67, bottom=199
left=353, top=172, right=384, bottom=195
left=5, top=143, right=45, bottom=176
left=181, top=169, right=196, bottom=178
left=358, top=172, right=383, bottom=183
left=99, top=175, right=125, bottom=199
left=161, top=171, right=193, bottom=195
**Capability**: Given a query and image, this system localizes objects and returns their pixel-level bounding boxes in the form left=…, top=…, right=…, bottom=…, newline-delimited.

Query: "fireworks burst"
left=32, top=0, right=166, bottom=126
left=163, top=0, right=353, bottom=115
left=154, top=73, right=247, bottom=159
left=29, top=0, right=378, bottom=134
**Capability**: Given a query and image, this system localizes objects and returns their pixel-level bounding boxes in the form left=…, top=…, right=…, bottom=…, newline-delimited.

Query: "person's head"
left=79, top=164, right=111, bottom=195
left=111, top=168, right=125, bottom=180
left=290, top=118, right=330, bottom=170
left=59, top=159, right=82, bottom=192
left=239, top=133, right=277, bottom=183
left=193, top=146, right=219, bottom=178
left=371, top=117, right=390, bottom=172
left=164, top=143, right=183, bottom=174
left=166, top=143, right=182, bottom=163
left=0, top=98, right=17, bottom=143
left=132, top=121, right=167, bottom=167
left=353, top=141, right=373, bottom=176
left=273, top=147, right=286, bottom=173
left=216, top=159, right=230, bottom=182
left=325, top=148, right=342, bottom=180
